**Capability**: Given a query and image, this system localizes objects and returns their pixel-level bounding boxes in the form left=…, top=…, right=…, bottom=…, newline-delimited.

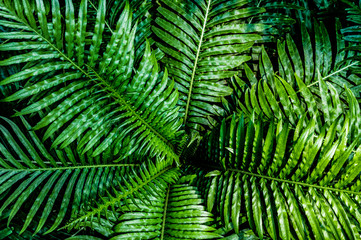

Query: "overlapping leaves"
left=227, top=73, right=361, bottom=140
left=254, top=19, right=361, bottom=96
left=0, top=116, right=136, bottom=235
left=64, top=159, right=222, bottom=239
left=0, top=0, right=183, bottom=163
left=189, top=111, right=361, bottom=239
left=106, top=0, right=162, bottom=63
left=341, top=1, right=361, bottom=79
left=111, top=184, right=221, bottom=239
left=0, top=0, right=361, bottom=239
left=153, top=0, right=273, bottom=130
left=64, top=158, right=180, bottom=231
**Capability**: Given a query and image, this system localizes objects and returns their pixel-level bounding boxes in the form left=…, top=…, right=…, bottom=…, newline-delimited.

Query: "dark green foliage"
left=0, top=0, right=361, bottom=239
left=0, top=1, right=184, bottom=163
left=191, top=113, right=361, bottom=239
left=153, top=0, right=273, bottom=130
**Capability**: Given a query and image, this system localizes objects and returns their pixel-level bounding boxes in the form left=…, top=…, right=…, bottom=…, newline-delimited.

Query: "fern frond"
left=0, top=208, right=75, bottom=239
left=190, top=113, right=361, bottom=238
left=64, top=158, right=180, bottom=231
left=105, top=0, right=159, bottom=63
left=65, top=236, right=103, bottom=240
left=0, top=0, right=183, bottom=163
left=110, top=183, right=221, bottom=239
left=255, top=19, right=361, bottom=96
left=227, top=73, right=361, bottom=140
left=341, top=2, right=361, bottom=82
left=153, top=0, right=274, bottom=130
left=0, top=116, right=136, bottom=235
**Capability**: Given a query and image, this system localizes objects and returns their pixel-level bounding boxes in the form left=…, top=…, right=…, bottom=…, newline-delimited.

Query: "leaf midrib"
left=3, top=5, right=176, bottom=154
left=86, top=64, right=176, bottom=153
left=4, top=163, right=138, bottom=172
left=88, top=0, right=114, bottom=35
left=63, top=165, right=174, bottom=229
left=300, top=61, right=360, bottom=90
left=160, top=185, right=170, bottom=240
left=184, top=0, right=212, bottom=125
left=229, top=168, right=361, bottom=195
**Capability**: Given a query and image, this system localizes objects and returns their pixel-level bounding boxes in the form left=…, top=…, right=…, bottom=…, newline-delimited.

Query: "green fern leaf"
left=0, top=0, right=183, bottom=162
left=0, top=116, right=137, bottom=235
left=190, top=113, right=361, bottom=239
left=153, top=0, right=273, bottom=130
left=111, top=183, right=222, bottom=239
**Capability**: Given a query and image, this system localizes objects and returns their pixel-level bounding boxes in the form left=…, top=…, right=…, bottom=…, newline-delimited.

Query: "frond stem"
left=184, top=0, right=211, bottom=124
left=86, top=64, right=175, bottom=152
left=228, top=168, right=361, bottom=195
left=322, top=61, right=359, bottom=80
left=3, top=163, right=138, bottom=172
left=62, top=166, right=174, bottom=229
left=1, top=5, right=176, bottom=155
left=88, top=0, right=114, bottom=35
left=301, top=61, right=359, bottom=90
left=160, top=185, right=170, bottom=240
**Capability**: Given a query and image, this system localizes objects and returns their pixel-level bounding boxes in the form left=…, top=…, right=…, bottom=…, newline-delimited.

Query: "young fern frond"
left=190, top=113, right=361, bottom=239
left=0, top=0, right=183, bottom=163
left=0, top=116, right=137, bottom=235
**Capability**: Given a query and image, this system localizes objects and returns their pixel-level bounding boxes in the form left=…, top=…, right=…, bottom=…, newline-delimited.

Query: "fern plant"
left=0, top=0, right=361, bottom=239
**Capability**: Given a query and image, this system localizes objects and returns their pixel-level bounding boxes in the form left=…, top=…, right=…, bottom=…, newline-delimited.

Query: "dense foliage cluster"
left=0, top=0, right=361, bottom=239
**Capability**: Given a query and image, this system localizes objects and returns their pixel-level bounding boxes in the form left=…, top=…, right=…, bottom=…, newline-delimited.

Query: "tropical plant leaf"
left=66, top=208, right=118, bottom=237
left=64, top=158, right=180, bottom=231
left=0, top=116, right=137, bottom=235
left=249, top=0, right=303, bottom=35
left=65, top=236, right=103, bottom=240
left=257, top=19, right=361, bottom=97
left=189, top=113, right=361, bottom=239
left=341, top=1, right=361, bottom=85
left=0, top=0, right=183, bottom=163
left=105, top=0, right=163, bottom=64
left=153, top=0, right=275, bottom=130
left=226, top=73, right=361, bottom=141
left=0, top=209, right=76, bottom=239
left=110, top=183, right=221, bottom=239
left=0, top=0, right=360, bottom=239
